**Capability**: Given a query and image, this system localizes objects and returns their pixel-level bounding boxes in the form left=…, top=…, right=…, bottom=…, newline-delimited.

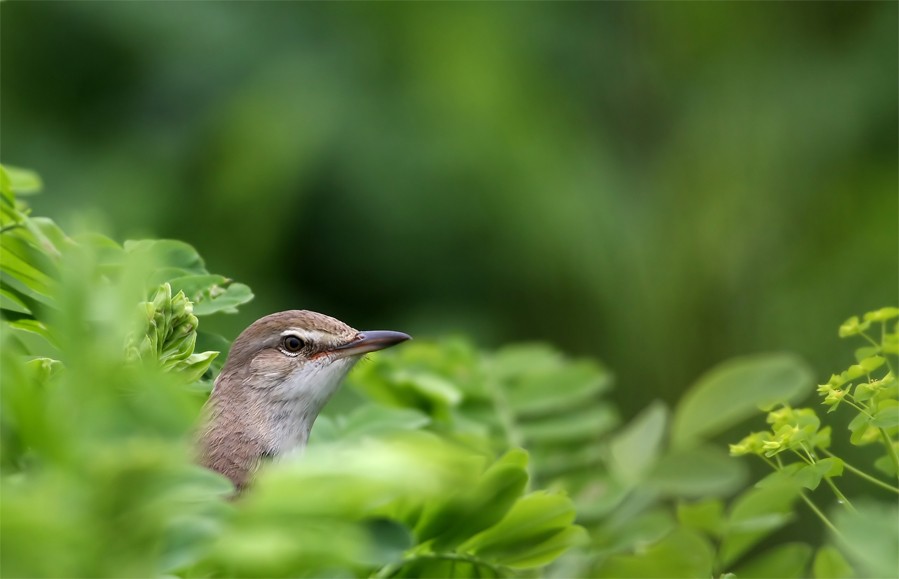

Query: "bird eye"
left=282, top=335, right=305, bottom=353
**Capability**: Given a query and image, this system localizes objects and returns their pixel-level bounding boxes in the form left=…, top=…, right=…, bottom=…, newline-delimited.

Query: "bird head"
left=216, top=310, right=410, bottom=408
left=199, top=310, right=410, bottom=489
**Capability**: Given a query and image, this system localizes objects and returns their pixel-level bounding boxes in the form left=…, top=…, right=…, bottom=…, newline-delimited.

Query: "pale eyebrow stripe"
left=279, top=328, right=329, bottom=343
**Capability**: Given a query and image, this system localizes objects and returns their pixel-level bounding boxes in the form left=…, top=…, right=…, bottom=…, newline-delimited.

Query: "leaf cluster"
left=126, top=282, right=218, bottom=384
left=1, top=166, right=585, bottom=578
left=3, top=164, right=896, bottom=578
left=347, top=335, right=865, bottom=577
left=727, top=307, right=899, bottom=578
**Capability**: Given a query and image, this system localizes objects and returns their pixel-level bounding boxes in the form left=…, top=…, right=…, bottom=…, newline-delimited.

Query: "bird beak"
left=330, top=330, right=411, bottom=358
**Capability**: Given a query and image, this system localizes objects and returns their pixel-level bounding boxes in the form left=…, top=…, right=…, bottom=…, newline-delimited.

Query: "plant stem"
left=799, top=492, right=843, bottom=540
left=858, top=330, right=881, bottom=350
left=758, top=455, right=786, bottom=478
left=879, top=428, right=899, bottom=483
left=842, top=397, right=873, bottom=419
left=800, top=444, right=817, bottom=463
left=789, top=445, right=856, bottom=510
left=790, top=449, right=813, bottom=465
left=821, top=449, right=899, bottom=493
left=823, top=477, right=855, bottom=512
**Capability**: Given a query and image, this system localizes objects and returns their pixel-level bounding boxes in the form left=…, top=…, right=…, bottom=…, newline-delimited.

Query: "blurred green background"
left=2, top=2, right=896, bottom=418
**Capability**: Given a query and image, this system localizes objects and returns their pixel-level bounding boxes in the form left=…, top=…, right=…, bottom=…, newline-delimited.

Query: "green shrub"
left=0, top=165, right=585, bottom=578
left=2, top=165, right=896, bottom=578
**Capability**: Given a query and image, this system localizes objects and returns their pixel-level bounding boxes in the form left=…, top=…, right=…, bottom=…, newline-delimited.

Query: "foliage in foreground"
left=0, top=165, right=585, bottom=578
left=1, top=165, right=897, bottom=578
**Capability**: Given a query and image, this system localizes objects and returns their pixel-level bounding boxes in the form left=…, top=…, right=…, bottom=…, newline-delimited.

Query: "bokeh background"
left=2, top=2, right=897, bottom=419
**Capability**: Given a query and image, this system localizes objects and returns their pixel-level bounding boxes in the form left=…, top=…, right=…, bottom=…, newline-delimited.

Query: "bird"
left=197, top=310, right=410, bottom=491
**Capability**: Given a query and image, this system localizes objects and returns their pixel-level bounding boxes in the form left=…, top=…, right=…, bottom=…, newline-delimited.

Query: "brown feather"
left=196, top=310, right=357, bottom=491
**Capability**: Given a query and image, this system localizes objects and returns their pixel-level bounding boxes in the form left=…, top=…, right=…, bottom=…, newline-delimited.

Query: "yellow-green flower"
left=766, top=407, right=794, bottom=428
left=839, top=315, right=871, bottom=338
left=863, top=307, right=899, bottom=323
left=762, top=439, right=782, bottom=454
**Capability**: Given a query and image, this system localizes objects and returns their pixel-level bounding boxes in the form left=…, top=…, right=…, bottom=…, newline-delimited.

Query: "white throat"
left=264, top=355, right=359, bottom=455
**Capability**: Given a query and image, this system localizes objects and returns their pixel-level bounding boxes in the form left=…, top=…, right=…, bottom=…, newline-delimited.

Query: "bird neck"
left=197, top=368, right=337, bottom=490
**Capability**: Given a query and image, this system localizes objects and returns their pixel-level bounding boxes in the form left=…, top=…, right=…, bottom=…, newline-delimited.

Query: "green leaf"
left=0, top=165, right=11, bottom=201
left=646, top=444, right=747, bottom=498
left=733, top=543, right=812, bottom=578
left=160, top=513, right=225, bottom=572
left=1, top=165, right=43, bottom=195
left=792, top=458, right=843, bottom=491
left=863, top=307, right=899, bottom=323
left=854, top=346, right=880, bottom=362
left=831, top=501, right=898, bottom=578
left=676, top=499, right=725, bottom=538
left=416, top=449, right=529, bottom=551
left=838, top=364, right=868, bottom=384
left=175, top=351, right=218, bottom=383
left=609, top=401, right=667, bottom=485
left=853, top=382, right=876, bottom=402
left=336, top=406, right=431, bottom=441
left=360, top=518, right=413, bottom=567
left=597, top=528, right=715, bottom=579
left=0, top=287, right=31, bottom=314
left=0, top=202, right=20, bottom=230
left=592, top=508, right=675, bottom=555
left=871, top=401, right=899, bottom=429
left=874, top=453, right=897, bottom=477
left=191, top=282, right=254, bottom=316
left=351, top=338, right=619, bottom=522
left=168, top=274, right=229, bottom=301
left=499, top=354, right=612, bottom=417
left=249, top=433, right=481, bottom=525
left=497, top=525, right=589, bottom=569
left=2, top=231, right=59, bottom=276
left=813, top=545, right=855, bottom=579
left=720, top=472, right=802, bottom=566
left=30, top=217, right=71, bottom=253
left=847, top=412, right=872, bottom=446
left=0, top=240, right=55, bottom=306
left=858, top=355, right=885, bottom=373
left=2, top=319, right=58, bottom=357
left=124, top=239, right=207, bottom=275
left=382, top=369, right=464, bottom=411
left=307, top=415, right=340, bottom=444
left=24, top=356, right=64, bottom=380
left=462, top=490, right=577, bottom=557
left=671, top=353, right=814, bottom=448
left=389, top=555, right=504, bottom=578
left=519, top=408, right=617, bottom=444
left=196, top=330, right=231, bottom=375
left=839, top=316, right=871, bottom=338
